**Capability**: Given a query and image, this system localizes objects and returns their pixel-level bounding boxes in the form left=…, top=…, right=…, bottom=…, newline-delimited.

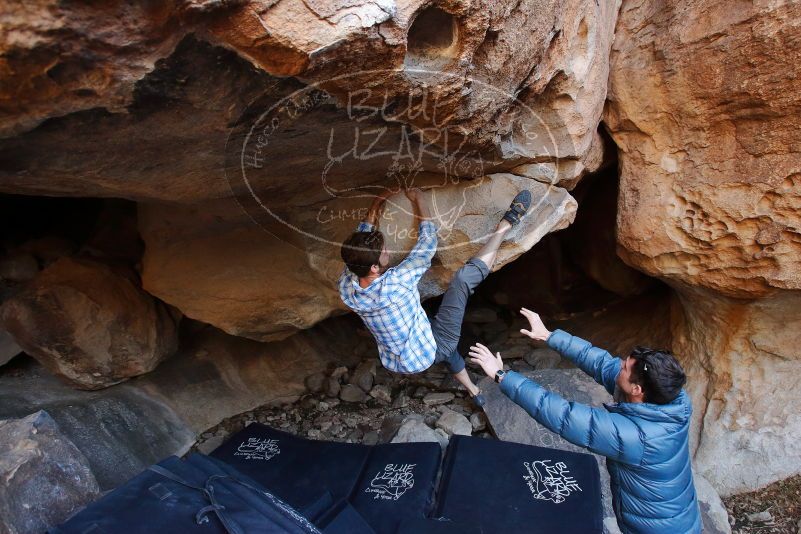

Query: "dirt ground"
left=725, top=474, right=801, bottom=534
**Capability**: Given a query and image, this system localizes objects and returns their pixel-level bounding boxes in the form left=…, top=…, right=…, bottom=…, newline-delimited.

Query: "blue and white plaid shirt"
left=339, top=220, right=439, bottom=374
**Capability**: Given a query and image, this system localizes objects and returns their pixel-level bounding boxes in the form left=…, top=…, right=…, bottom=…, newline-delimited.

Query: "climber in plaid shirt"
left=339, top=187, right=531, bottom=408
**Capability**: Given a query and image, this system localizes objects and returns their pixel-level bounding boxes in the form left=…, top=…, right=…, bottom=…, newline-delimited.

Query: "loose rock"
left=436, top=407, right=472, bottom=436
left=331, top=366, right=349, bottom=380
left=350, top=360, right=376, bottom=393
left=304, top=372, right=326, bottom=393
left=325, top=377, right=341, bottom=398
left=391, top=418, right=448, bottom=452
left=391, top=390, right=410, bottom=409
left=694, top=472, right=732, bottom=534
left=412, top=386, right=429, bottom=399
left=369, top=384, right=391, bottom=404
left=422, top=392, right=455, bottom=406
left=363, top=431, right=379, bottom=446
left=470, top=412, right=487, bottom=432
left=340, top=384, right=368, bottom=403
left=746, top=510, right=773, bottom=524
left=524, top=348, right=561, bottom=370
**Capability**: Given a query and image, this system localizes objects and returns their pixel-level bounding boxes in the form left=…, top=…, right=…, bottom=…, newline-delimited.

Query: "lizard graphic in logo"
left=364, top=463, right=416, bottom=501
left=234, top=437, right=280, bottom=461
left=522, top=460, right=582, bottom=504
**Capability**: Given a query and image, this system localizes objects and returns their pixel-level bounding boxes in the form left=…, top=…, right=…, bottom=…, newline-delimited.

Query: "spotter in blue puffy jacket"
left=496, top=329, right=702, bottom=534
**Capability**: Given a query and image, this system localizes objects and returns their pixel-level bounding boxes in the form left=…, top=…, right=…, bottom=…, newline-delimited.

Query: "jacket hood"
left=606, top=390, right=692, bottom=425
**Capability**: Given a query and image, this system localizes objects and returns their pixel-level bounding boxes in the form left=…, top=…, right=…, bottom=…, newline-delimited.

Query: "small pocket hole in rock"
left=404, top=6, right=460, bottom=70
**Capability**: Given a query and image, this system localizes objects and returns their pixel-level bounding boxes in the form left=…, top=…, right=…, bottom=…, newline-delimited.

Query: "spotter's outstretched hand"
left=519, top=308, right=551, bottom=341
left=468, top=343, right=503, bottom=379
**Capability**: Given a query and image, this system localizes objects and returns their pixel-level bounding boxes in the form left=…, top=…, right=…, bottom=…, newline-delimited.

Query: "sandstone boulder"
left=0, top=1, right=184, bottom=137
left=0, top=365, right=195, bottom=492
left=0, top=0, right=617, bottom=345
left=606, top=0, right=801, bottom=494
left=0, top=411, right=100, bottom=533
left=607, top=1, right=801, bottom=298
left=140, top=174, right=576, bottom=341
left=673, top=289, right=801, bottom=496
left=1, top=1, right=619, bottom=192
left=0, top=257, right=180, bottom=389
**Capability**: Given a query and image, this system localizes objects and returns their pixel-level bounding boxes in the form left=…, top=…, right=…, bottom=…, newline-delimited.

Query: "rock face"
left=0, top=314, right=369, bottom=490
left=606, top=0, right=801, bottom=495
left=0, top=257, right=180, bottom=389
left=139, top=174, right=577, bottom=341
left=606, top=1, right=801, bottom=298
left=672, top=289, right=801, bottom=496
left=0, top=0, right=618, bottom=342
left=0, top=363, right=196, bottom=492
left=1, top=1, right=619, bottom=169
left=0, top=1, right=184, bottom=138
left=137, top=200, right=344, bottom=342
left=0, top=411, right=100, bottom=534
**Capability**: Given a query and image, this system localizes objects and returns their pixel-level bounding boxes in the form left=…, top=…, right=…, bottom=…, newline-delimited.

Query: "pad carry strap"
left=147, top=465, right=245, bottom=534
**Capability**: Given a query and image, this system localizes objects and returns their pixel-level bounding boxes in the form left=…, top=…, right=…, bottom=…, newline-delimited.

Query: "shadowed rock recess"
left=0, top=0, right=799, bottom=530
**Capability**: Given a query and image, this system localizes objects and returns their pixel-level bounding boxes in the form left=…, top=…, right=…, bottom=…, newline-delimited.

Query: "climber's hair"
left=341, top=231, right=385, bottom=278
left=628, top=346, right=687, bottom=404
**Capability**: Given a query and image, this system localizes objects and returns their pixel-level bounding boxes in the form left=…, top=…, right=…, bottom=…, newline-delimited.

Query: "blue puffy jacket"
left=499, top=329, right=701, bottom=534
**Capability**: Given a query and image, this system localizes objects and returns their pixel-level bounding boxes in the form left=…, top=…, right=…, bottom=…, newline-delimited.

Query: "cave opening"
left=0, top=194, right=142, bottom=276
left=450, top=165, right=673, bottom=361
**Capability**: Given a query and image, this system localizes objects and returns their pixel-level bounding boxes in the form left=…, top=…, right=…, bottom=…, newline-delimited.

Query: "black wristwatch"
left=494, top=369, right=507, bottom=383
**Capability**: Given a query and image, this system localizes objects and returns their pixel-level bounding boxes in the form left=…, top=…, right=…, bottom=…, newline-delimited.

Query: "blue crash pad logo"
left=234, top=438, right=281, bottom=461
left=364, top=463, right=416, bottom=500
left=523, top=460, right=582, bottom=504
